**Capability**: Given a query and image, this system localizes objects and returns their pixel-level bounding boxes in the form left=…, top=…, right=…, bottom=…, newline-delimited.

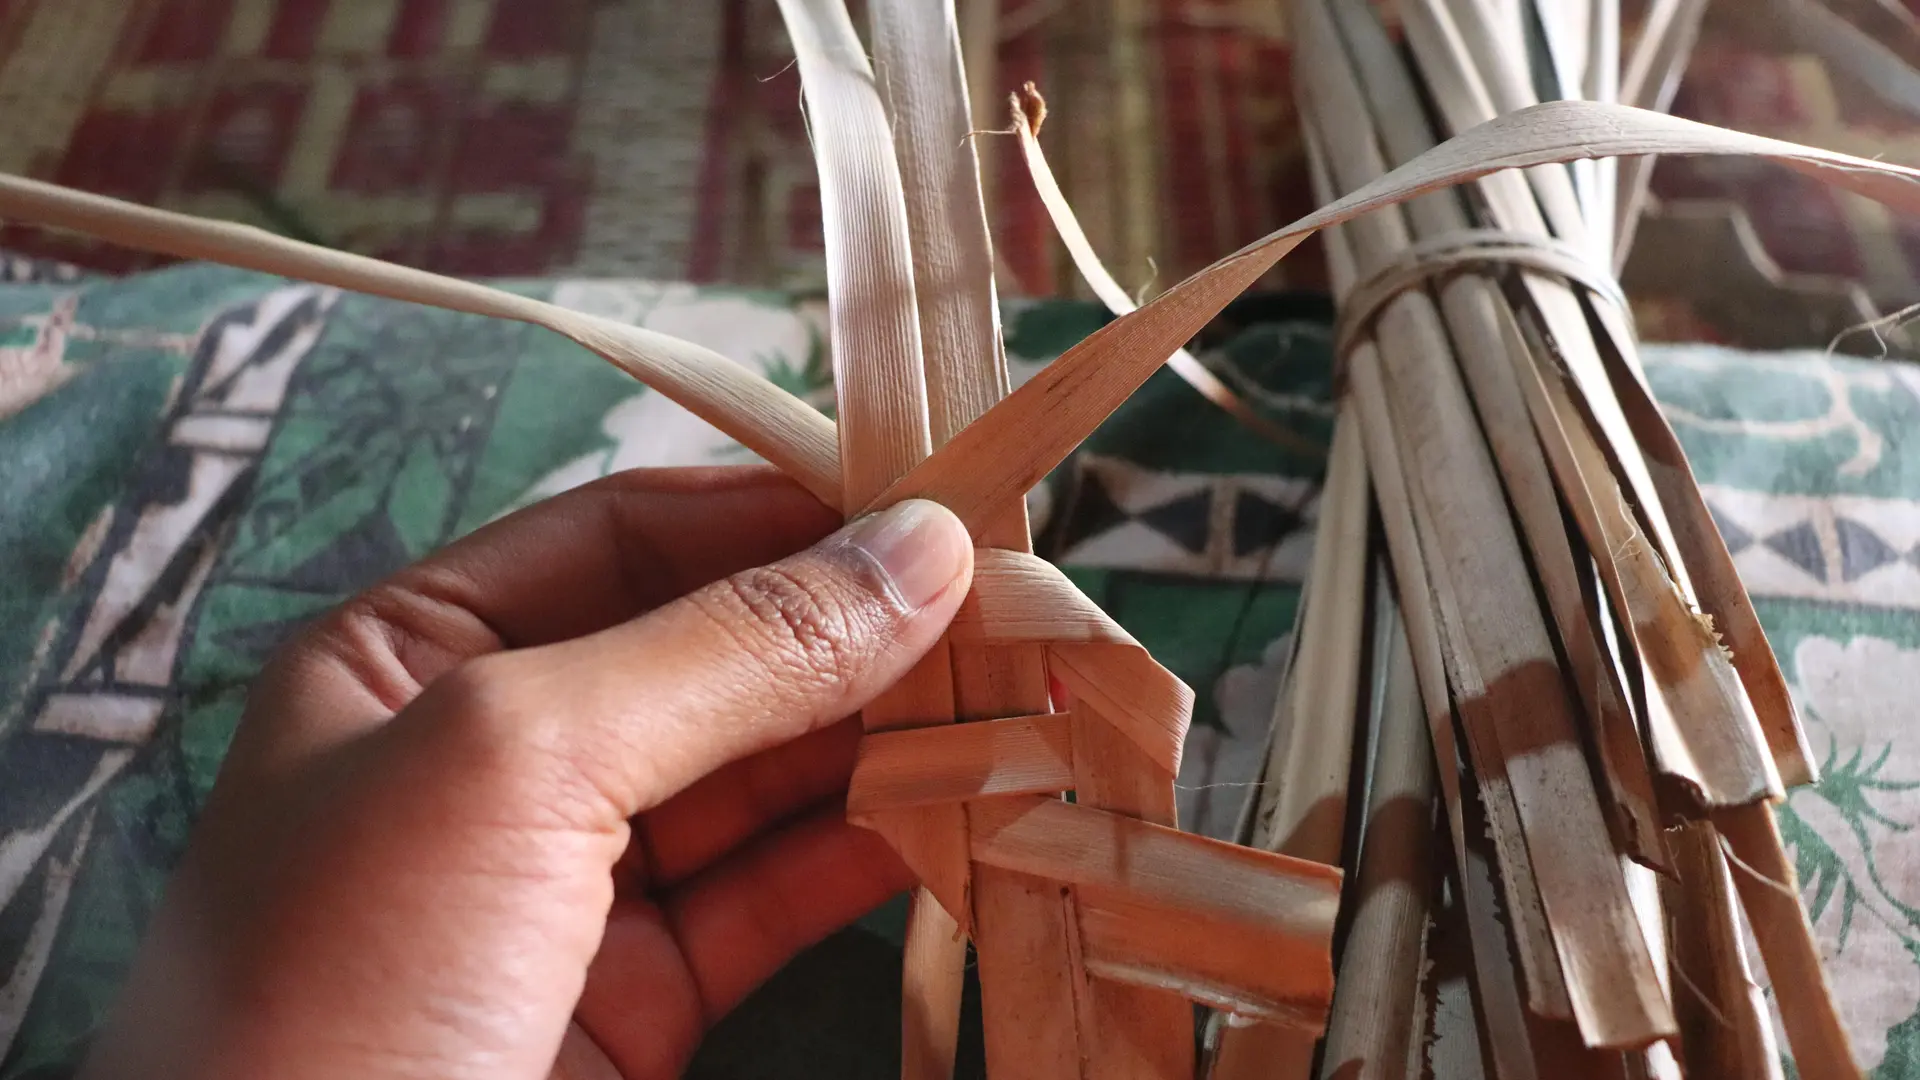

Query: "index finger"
left=407, top=465, right=840, bottom=649
left=246, top=465, right=839, bottom=765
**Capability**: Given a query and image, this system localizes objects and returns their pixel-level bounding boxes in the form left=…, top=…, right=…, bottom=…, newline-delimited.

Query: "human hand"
left=80, top=466, right=974, bottom=1080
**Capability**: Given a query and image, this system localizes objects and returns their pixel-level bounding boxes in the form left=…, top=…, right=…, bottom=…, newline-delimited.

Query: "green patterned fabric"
left=1, top=263, right=1918, bottom=1077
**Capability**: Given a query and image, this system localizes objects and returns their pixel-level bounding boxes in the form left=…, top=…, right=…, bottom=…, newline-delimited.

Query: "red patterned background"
left=1, top=0, right=1917, bottom=348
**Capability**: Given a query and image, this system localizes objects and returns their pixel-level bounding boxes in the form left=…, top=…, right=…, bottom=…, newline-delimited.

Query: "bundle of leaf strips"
left=2, top=0, right=1916, bottom=1075
left=1200, top=0, right=1855, bottom=1077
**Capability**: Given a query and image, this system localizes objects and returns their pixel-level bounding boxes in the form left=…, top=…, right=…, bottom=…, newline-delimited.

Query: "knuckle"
left=421, top=657, right=587, bottom=802
left=423, top=654, right=526, bottom=737
left=286, top=593, right=416, bottom=709
left=328, top=587, right=417, bottom=658
left=406, top=655, right=617, bottom=832
left=291, top=572, right=494, bottom=711
left=704, top=565, right=864, bottom=684
left=427, top=651, right=505, bottom=708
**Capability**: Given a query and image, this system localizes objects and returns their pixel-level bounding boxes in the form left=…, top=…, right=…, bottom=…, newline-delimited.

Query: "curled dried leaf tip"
left=1010, top=81, right=1048, bottom=136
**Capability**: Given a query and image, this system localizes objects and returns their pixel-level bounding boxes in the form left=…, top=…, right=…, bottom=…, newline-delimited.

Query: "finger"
left=575, top=809, right=912, bottom=1080
left=407, top=466, right=840, bottom=647
left=631, top=716, right=864, bottom=890
left=668, top=810, right=911, bottom=1015
left=550, top=1024, right=625, bottom=1080
left=407, top=497, right=972, bottom=827
left=283, top=465, right=835, bottom=706
left=238, top=466, right=838, bottom=773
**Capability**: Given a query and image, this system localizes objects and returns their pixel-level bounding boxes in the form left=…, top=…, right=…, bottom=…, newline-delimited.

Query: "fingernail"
left=840, top=499, right=971, bottom=611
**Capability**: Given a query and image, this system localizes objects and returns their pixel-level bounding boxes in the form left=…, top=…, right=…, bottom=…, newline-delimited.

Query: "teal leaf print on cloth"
left=508, top=282, right=831, bottom=511
left=1784, top=636, right=1920, bottom=1073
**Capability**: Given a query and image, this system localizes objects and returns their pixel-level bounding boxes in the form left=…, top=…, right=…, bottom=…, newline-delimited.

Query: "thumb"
left=411, top=497, right=974, bottom=826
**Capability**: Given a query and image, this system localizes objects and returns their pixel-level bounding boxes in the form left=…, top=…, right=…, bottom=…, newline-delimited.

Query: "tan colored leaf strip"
left=1425, top=0, right=1809, bottom=794
left=1350, top=309, right=1554, bottom=1080
left=990, top=70, right=1198, bottom=1077
left=1583, top=306, right=1818, bottom=786
left=1614, top=0, right=1710, bottom=270
left=1325, top=0, right=1665, bottom=867
left=1059, top=701, right=1196, bottom=1077
left=1298, top=11, right=1664, bottom=1042
left=1432, top=0, right=1597, bottom=251
left=1404, top=0, right=1798, bottom=810
left=0, top=172, right=844, bottom=505
left=1620, top=0, right=1696, bottom=106
left=1470, top=300, right=1667, bottom=858
left=771, top=9, right=973, bottom=1080
left=871, top=0, right=1004, bottom=447
left=1453, top=287, right=1667, bottom=858
left=868, top=100, right=1920, bottom=533
left=1461, top=99, right=1792, bottom=816
left=865, top=3, right=1019, bottom=1070
left=776, top=0, right=930, bottom=507
left=1713, top=803, right=1858, bottom=1079
left=1307, top=113, right=1562, bottom=1074
left=1247, top=412, right=1369, bottom=868
left=1316, top=596, right=1437, bottom=1080
left=1210, top=413, right=1369, bottom=1077
left=959, top=549, right=1191, bottom=773
left=1007, top=84, right=1324, bottom=459
left=1500, top=311, right=1782, bottom=809
left=1303, top=113, right=1466, bottom=908
left=847, top=712, right=1075, bottom=813
left=1313, top=6, right=1850, bottom=1068
left=1378, top=295, right=1630, bottom=1036
left=878, top=0, right=1151, bottom=1073
left=1588, top=0, right=1621, bottom=253
left=1506, top=215, right=1790, bottom=806
left=1406, top=0, right=1674, bottom=579
left=1665, top=821, right=1785, bottom=1080
left=12, top=110, right=1920, bottom=542
left=968, top=795, right=1341, bottom=1001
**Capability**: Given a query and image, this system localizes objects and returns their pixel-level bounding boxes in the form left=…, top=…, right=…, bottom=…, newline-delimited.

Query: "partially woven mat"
left=6, top=266, right=1920, bottom=1076
left=1, top=0, right=1917, bottom=350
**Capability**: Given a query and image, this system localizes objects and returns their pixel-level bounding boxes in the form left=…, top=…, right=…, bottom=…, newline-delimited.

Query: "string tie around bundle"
left=1332, top=227, right=1632, bottom=362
